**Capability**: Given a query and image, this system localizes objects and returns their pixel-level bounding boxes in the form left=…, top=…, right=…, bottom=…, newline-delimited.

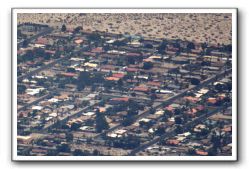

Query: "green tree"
left=73, top=149, right=84, bottom=156
left=143, top=62, right=153, bottom=70
left=17, top=84, right=26, bottom=94
left=61, top=24, right=67, bottom=32
left=66, top=132, right=74, bottom=142
left=95, top=109, right=109, bottom=133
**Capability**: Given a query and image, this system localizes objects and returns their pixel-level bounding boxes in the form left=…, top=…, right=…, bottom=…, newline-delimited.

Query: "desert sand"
left=17, top=13, right=232, bottom=45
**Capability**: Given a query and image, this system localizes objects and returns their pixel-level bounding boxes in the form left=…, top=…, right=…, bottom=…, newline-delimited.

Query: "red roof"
left=74, top=39, right=84, bottom=44
left=127, top=79, right=138, bottom=83
left=165, top=105, right=174, bottom=112
left=184, top=96, right=199, bottom=103
left=60, top=72, right=77, bottom=77
left=26, top=61, right=35, bottom=65
left=126, top=52, right=141, bottom=57
left=167, top=139, right=180, bottom=145
left=133, top=86, right=149, bottom=92
left=45, top=50, right=56, bottom=54
left=111, top=97, right=129, bottom=102
left=147, top=81, right=161, bottom=87
left=35, top=37, right=48, bottom=45
left=17, top=50, right=23, bottom=55
left=105, top=77, right=120, bottom=81
left=167, top=46, right=179, bottom=52
left=196, top=105, right=205, bottom=111
left=112, top=73, right=125, bottom=78
left=31, top=149, right=48, bottom=154
left=126, top=67, right=139, bottom=72
left=186, top=108, right=198, bottom=116
left=195, top=150, right=208, bottom=156
left=222, top=126, right=232, bottom=132
left=91, top=47, right=103, bottom=53
left=83, top=52, right=95, bottom=56
left=100, top=65, right=116, bottom=70
left=207, top=98, right=217, bottom=104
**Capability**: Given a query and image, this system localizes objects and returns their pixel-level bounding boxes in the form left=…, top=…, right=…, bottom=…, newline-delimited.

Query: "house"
left=167, top=84, right=181, bottom=90
left=165, top=103, right=181, bottom=112
left=194, top=124, right=207, bottom=133
left=156, top=89, right=173, bottom=94
left=147, top=81, right=161, bottom=88
left=222, top=125, right=232, bottom=132
left=84, top=62, right=98, bottom=68
left=186, top=108, right=198, bottom=117
left=105, top=77, right=120, bottom=81
left=109, top=97, right=129, bottom=105
left=35, top=37, right=48, bottom=45
left=112, top=73, right=125, bottom=79
left=195, top=150, right=208, bottom=156
left=17, top=135, right=33, bottom=144
left=45, top=50, right=56, bottom=55
left=126, top=67, right=139, bottom=72
left=91, top=47, right=103, bottom=53
left=100, top=65, right=116, bottom=72
left=26, top=87, right=45, bottom=96
left=107, top=129, right=127, bottom=138
left=133, top=86, right=150, bottom=93
left=184, top=96, right=199, bottom=103
left=74, top=39, right=84, bottom=44
left=59, top=72, right=77, bottom=78
left=54, top=94, right=69, bottom=101
left=166, top=139, right=180, bottom=146
left=171, top=57, right=190, bottom=64
left=139, top=118, right=151, bottom=123
left=30, top=148, right=48, bottom=156
left=207, top=97, right=217, bottom=104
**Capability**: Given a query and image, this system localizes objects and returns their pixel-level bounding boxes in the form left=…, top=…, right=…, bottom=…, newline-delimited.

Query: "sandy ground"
left=17, top=13, right=232, bottom=45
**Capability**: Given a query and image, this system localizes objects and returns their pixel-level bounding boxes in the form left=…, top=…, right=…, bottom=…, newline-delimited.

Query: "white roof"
left=17, top=135, right=32, bottom=140
left=106, top=39, right=115, bottom=44
left=149, top=55, right=161, bottom=59
left=198, top=88, right=209, bottom=94
left=22, top=79, right=29, bottom=83
left=148, top=128, right=156, bottom=133
left=107, top=133, right=118, bottom=138
left=156, top=89, right=173, bottom=94
left=26, top=88, right=45, bottom=96
left=80, top=126, right=92, bottom=131
left=115, top=129, right=127, bottom=135
left=139, top=118, right=151, bottom=123
left=65, top=105, right=74, bottom=109
left=83, top=112, right=95, bottom=116
left=33, top=75, right=46, bottom=79
left=155, top=110, right=164, bottom=115
left=32, top=106, right=43, bottom=110
left=45, top=117, right=53, bottom=121
left=48, top=98, right=59, bottom=103
left=70, top=57, right=85, bottom=61
left=169, top=117, right=175, bottom=122
left=107, top=50, right=126, bottom=54
left=49, top=112, right=57, bottom=117
left=34, top=44, right=45, bottom=48
left=84, top=62, right=98, bottom=68
left=177, top=136, right=186, bottom=141
left=195, top=93, right=203, bottom=98
left=214, top=81, right=225, bottom=85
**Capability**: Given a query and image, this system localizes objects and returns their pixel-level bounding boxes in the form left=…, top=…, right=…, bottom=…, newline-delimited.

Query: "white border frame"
left=12, top=8, right=237, bottom=161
